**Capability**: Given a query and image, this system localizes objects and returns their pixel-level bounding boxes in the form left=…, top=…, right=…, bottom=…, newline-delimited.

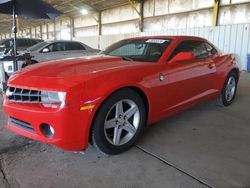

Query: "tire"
left=220, top=71, right=238, bottom=106
left=91, top=88, right=146, bottom=155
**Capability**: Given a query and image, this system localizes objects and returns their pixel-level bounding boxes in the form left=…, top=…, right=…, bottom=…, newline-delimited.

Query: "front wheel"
left=91, top=88, right=146, bottom=155
left=220, top=71, right=238, bottom=106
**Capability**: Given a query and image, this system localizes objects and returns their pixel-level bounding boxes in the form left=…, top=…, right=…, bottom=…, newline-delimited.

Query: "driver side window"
left=47, top=42, right=66, bottom=52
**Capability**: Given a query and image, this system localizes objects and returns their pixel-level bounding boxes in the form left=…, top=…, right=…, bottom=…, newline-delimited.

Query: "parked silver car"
left=3, top=40, right=100, bottom=75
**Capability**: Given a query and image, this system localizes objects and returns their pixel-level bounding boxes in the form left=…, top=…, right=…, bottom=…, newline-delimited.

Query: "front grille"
left=9, top=117, right=35, bottom=132
left=7, top=87, right=42, bottom=103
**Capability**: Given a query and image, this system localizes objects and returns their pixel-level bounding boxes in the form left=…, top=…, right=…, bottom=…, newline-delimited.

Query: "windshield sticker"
left=146, top=39, right=169, bottom=44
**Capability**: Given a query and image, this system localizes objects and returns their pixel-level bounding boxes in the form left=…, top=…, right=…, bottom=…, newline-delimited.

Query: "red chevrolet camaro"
left=3, top=36, right=240, bottom=154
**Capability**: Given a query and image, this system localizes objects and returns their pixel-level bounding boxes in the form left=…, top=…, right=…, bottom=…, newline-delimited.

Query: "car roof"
left=46, top=40, right=82, bottom=43
left=127, top=35, right=207, bottom=41
left=3, top=38, right=42, bottom=41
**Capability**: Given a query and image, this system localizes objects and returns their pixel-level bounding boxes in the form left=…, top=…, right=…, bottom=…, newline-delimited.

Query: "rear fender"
left=215, top=54, right=240, bottom=92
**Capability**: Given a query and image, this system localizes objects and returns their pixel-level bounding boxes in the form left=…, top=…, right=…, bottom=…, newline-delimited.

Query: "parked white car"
left=3, top=40, right=100, bottom=75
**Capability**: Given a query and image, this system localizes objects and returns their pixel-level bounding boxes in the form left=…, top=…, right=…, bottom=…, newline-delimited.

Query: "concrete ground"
left=0, top=73, right=249, bottom=188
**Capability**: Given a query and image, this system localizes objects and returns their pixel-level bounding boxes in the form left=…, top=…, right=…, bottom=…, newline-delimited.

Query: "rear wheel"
left=220, top=71, right=238, bottom=106
left=91, top=88, right=146, bottom=155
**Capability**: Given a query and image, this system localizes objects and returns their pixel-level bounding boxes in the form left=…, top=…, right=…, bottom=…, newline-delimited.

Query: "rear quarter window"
left=66, top=42, right=86, bottom=51
left=169, top=40, right=215, bottom=60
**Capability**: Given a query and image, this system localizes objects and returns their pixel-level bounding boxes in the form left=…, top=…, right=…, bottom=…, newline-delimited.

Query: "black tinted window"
left=16, top=39, right=28, bottom=47
left=29, top=40, right=39, bottom=46
left=66, top=42, right=85, bottom=51
left=16, top=39, right=41, bottom=47
left=25, top=40, right=33, bottom=46
left=169, top=40, right=210, bottom=61
left=47, top=42, right=66, bottom=52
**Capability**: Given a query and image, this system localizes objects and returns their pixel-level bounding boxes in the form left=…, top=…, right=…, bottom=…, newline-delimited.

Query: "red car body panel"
left=3, top=36, right=240, bottom=151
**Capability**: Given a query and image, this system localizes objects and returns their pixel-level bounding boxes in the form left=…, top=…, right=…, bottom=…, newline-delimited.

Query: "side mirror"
left=42, top=48, right=49, bottom=53
left=211, top=48, right=217, bottom=55
left=168, top=52, right=195, bottom=64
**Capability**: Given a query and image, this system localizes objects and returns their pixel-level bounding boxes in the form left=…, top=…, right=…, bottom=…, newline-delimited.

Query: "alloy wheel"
left=225, top=76, right=236, bottom=102
left=104, top=99, right=140, bottom=146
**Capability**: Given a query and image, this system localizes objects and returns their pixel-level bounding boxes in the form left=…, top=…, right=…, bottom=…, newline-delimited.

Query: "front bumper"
left=4, top=98, right=94, bottom=151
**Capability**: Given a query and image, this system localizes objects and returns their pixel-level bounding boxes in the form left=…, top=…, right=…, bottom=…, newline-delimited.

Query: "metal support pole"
left=40, top=25, right=42, bottom=39
left=128, top=0, right=144, bottom=32
left=29, top=27, right=32, bottom=38
left=140, top=0, right=144, bottom=32
left=46, top=24, right=49, bottom=39
left=53, top=21, right=56, bottom=40
left=92, top=12, right=102, bottom=49
left=35, top=26, right=37, bottom=38
left=16, top=15, right=19, bottom=33
left=98, top=12, right=102, bottom=36
left=70, top=17, right=75, bottom=40
left=12, top=1, right=18, bottom=71
left=212, top=0, right=220, bottom=26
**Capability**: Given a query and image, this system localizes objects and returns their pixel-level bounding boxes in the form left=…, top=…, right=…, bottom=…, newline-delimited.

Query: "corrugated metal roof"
left=0, top=0, right=130, bottom=35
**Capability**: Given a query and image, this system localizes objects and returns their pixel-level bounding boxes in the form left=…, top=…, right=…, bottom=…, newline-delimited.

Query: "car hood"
left=8, top=55, right=148, bottom=89
left=20, top=55, right=142, bottom=77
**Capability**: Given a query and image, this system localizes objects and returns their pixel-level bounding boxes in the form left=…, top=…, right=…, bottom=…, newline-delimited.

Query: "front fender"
left=78, top=72, right=151, bottom=144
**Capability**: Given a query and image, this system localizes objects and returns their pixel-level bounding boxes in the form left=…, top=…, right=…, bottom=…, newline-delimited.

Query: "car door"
left=64, top=42, right=87, bottom=58
left=201, top=42, right=218, bottom=92
left=161, top=40, right=217, bottom=111
left=40, top=42, right=67, bottom=61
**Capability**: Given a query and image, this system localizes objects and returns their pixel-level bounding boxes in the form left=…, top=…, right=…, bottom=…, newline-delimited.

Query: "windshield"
left=102, top=38, right=172, bottom=62
left=27, top=41, right=49, bottom=52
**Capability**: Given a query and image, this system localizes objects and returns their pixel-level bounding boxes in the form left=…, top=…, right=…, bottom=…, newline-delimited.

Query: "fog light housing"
left=41, top=123, right=55, bottom=138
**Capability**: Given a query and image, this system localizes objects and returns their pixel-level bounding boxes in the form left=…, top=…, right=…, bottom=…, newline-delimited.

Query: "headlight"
left=41, top=91, right=66, bottom=108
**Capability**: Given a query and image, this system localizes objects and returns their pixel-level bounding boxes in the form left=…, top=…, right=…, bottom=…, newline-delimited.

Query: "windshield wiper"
left=121, top=56, right=134, bottom=61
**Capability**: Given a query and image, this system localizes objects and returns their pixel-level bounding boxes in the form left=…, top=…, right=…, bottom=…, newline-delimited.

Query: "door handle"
left=208, top=63, right=215, bottom=69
